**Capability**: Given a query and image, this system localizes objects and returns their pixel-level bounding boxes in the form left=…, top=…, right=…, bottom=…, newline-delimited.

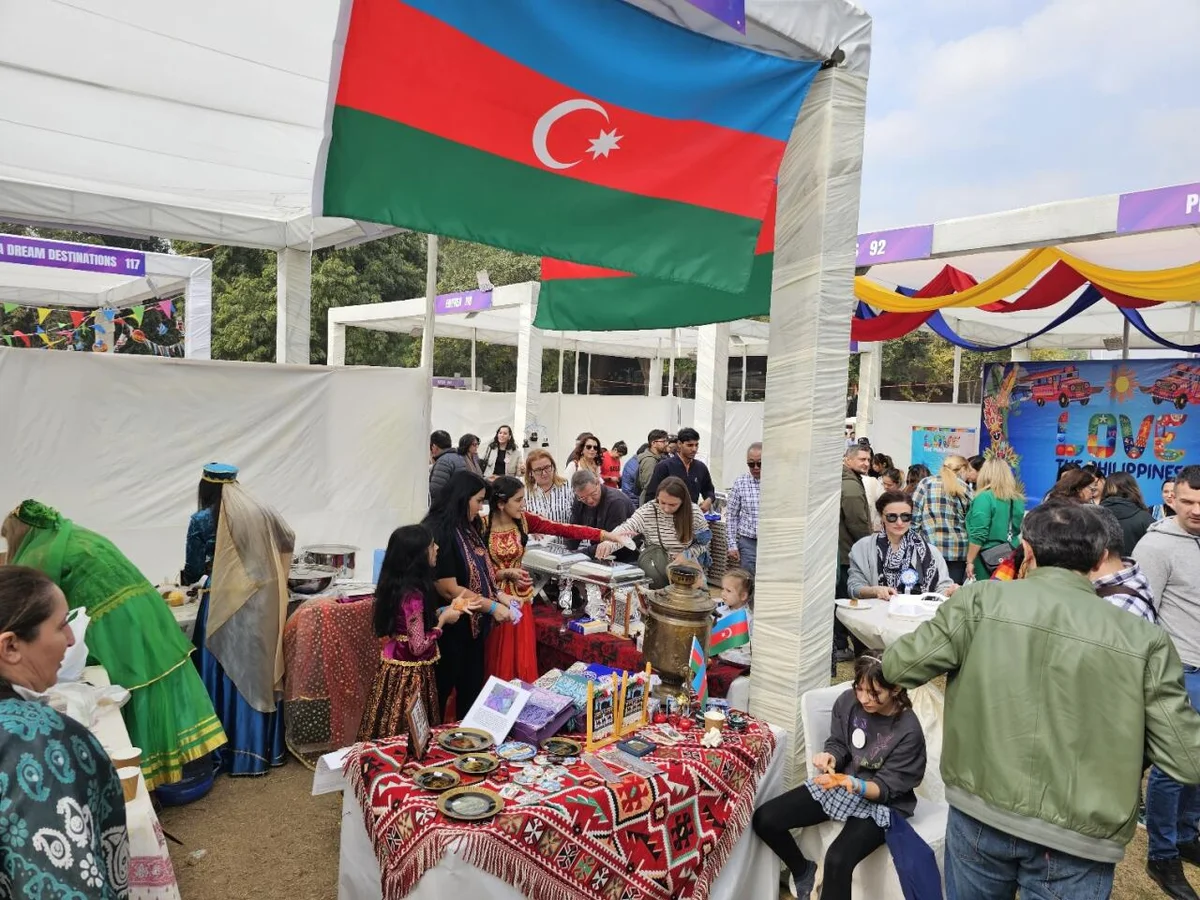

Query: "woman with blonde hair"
left=910, top=454, right=972, bottom=584
left=522, top=448, right=573, bottom=533
left=964, top=458, right=1026, bottom=581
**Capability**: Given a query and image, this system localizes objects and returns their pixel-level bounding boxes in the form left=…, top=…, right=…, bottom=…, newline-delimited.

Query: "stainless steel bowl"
left=288, top=565, right=338, bottom=595
left=301, top=544, right=358, bottom=579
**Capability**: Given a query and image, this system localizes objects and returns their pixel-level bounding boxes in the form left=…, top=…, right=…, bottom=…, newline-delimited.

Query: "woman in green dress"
left=963, top=459, right=1026, bottom=582
left=1, top=500, right=226, bottom=790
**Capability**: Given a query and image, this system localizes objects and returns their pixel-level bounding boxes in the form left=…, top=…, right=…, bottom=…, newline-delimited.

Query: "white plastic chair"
left=794, top=683, right=947, bottom=899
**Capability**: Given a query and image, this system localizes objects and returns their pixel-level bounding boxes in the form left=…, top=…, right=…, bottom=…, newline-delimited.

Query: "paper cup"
left=117, top=767, right=140, bottom=803
left=703, top=711, right=726, bottom=734
left=111, top=747, right=141, bottom=770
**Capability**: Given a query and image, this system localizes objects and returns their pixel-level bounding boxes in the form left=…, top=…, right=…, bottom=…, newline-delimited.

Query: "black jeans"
left=752, top=785, right=886, bottom=900
left=435, top=622, right=487, bottom=719
left=945, top=559, right=968, bottom=585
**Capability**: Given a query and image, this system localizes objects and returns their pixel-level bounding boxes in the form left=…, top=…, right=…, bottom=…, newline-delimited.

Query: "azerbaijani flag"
left=317, top=0, right=819, bottom=293
left=537, top=194, right=775, bottom=330
left=708, top=608, right=751, bottom=656
left=688, top=636, right=709, bottom=706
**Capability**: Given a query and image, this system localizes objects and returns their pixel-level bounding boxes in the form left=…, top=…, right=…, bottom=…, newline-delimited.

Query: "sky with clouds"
left=858, top=0, right=1200, bottom=230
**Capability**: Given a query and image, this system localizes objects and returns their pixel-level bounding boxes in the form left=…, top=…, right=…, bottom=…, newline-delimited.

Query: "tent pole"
left=952, top=345, right=962, bottom=404
left=421, top=235, right=438, bottom=452
left=1121, top=319, right=1130, bottom=360
left=557, top=346, right=565, bottom=392
left=668, top=329, right=677, bottom=398
left=741, top=345, right=748, bottom=402
left=470, top=328, right=477, bottom=389
left=586, top=350, right=592, bottom=395
left=1189, top=303, right=1197, bottom=357
left=574, top=341, right=580, bottom=394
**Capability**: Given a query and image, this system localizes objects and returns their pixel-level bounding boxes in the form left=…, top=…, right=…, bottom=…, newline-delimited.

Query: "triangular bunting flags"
left=37, top=307, right=51, bottom=324
left=70, top=311, right=86, bottom=328
left=2, top=336, right=11, bottom=346
left=131, top=306, right=145, bottom=326
left=13, top=331, right=30, bottom=347
left=2, top=303, right=17, bottom=315
left=158, top=299, right=174, bottom=317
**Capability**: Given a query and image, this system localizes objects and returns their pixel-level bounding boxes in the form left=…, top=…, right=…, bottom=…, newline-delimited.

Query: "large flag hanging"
left=537, top=195, right=775, bottom=330
left=316, top=0, right=818, bottom=293
left=688, top=636, right=709, bottom=706
left=708, top=608, right=751, bottom=657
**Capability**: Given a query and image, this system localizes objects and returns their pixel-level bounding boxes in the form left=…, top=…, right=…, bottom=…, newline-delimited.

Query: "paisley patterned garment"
left=0, top=696, right=130, bottom=898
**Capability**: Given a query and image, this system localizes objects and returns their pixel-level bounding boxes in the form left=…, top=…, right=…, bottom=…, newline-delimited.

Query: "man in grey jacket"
left=1136, top=465, right=1200, bottom=899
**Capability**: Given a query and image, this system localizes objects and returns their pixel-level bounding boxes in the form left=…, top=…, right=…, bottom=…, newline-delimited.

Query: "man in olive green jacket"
left=884, top=501, right=1200, bottom=898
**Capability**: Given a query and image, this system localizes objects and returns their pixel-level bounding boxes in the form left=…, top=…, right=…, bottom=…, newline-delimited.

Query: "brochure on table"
left=461, top=676, right=533, bottom=745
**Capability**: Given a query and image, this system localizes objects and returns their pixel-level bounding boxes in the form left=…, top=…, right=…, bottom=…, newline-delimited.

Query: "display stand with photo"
left=406, top=693, right=432, bottom=761
left=584, top=674, right=621, bottom=753
left=616, top=663, right=652, bottom=736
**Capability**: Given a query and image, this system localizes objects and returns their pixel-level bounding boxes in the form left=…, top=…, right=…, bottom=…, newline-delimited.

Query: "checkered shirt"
left=909, top=476, right=970, bottom=562
left=803, top=780, right=891, bottom=829
left=725, top=472, right=760, bottom=547
left=1091, top=561, right=1158, bottom=624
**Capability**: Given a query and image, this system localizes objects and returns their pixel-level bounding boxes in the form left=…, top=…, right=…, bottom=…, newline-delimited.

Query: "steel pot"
left=300, top=544, right=358, bottom=579
left=288, top=565, right=338, bottom=595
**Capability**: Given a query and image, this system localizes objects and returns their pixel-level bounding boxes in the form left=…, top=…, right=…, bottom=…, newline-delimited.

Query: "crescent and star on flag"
left=532, top=99, right=623, bottom=170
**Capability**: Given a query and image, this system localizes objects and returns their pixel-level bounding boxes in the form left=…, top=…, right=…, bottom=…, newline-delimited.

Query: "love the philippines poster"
left=980, top=359, right=1198, bottom=504
left=910, top=426, right=978, bottom=472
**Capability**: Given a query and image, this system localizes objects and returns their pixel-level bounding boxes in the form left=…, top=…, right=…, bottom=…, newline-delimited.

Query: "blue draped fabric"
left=1120, top=306, right=1200, bottom=353
left=193, top=593, right=286, bottom=776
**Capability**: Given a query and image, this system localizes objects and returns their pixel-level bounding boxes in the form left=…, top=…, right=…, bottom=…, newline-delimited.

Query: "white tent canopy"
left=0, top=235, right=213, bottom=357
left=860, top=187, right=1200, bottom=350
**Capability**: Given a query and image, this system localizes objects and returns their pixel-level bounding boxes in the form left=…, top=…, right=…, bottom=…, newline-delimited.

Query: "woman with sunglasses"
left=563, top=433, right=603, bottom=481
left=847, top=491, right=958, bottom=600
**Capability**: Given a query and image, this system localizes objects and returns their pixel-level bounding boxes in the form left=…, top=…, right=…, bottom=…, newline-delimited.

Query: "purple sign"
left=1117, top=183, right=1200, bottom=235
left=0, top=236, right=145, bottom=276
left=856, top=225, right=935, bottom=267
left=434, top=289, right=492, bottom=315
left=684, top=0, right=746, bottom=32
left=432, top=377, right=469, bottom=389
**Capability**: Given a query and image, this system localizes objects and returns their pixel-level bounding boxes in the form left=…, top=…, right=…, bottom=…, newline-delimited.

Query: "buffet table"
left=83, top=665, right=182, bottom=900
left=532, top=602, right=749, bottom=699
left=835, top=599, right=925, bottom=651
left=337, top=721, right=787, bottom=900
left=282, top=594, right=382, bottom=766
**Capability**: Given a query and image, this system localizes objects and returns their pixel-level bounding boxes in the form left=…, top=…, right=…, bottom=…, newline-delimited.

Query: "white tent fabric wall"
left=869, top=401, right=981, bottom=472
left=0, top=349, right=426, bottom=578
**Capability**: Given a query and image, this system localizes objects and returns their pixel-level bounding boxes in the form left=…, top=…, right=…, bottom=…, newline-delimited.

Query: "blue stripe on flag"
left=401, top=0, right=819, bottom=142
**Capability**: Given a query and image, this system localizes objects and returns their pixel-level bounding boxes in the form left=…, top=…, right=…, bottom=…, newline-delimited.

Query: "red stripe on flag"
left=337, top=0, right=781, bottom=220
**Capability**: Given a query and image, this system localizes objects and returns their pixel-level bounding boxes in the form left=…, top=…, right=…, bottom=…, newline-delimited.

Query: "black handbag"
left=979, top=501, right=1015, bottom=573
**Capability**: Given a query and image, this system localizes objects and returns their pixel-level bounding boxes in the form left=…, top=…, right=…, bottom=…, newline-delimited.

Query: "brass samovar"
left=642, top=564, right=715, bottom=693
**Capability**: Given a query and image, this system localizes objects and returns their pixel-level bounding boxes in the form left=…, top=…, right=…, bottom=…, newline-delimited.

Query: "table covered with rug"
left=84, top=665, right=181, bottom=900
left=532, top=602, right=749, bottom=699
left=337, top=719, right=786, bottom=900
left=282, top=594, right=382, bottom=766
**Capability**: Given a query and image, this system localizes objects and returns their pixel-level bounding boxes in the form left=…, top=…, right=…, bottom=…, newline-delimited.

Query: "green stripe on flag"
left=535, top=253, right=773, bottom=331
left=322, top=106, right=761, bottom=293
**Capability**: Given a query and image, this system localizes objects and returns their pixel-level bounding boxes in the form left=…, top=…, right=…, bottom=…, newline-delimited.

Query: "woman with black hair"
left=421, top=470, right=514, bottom=716
left=482, top=476, right=618, bottom=681
left=753, top=654, right=927, bottom=900
left=480, top=424, right=524, bottom=480
left=457, top=433, right=482, bottom=476
left=358, top=524, right=462, bottom=741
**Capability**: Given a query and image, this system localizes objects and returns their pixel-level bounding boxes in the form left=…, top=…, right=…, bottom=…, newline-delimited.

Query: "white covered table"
left=83, top=665, right=182, bottom=900
left=835, top=599, right=925, bottom=651
left=335, top=725, right=788, bottom=900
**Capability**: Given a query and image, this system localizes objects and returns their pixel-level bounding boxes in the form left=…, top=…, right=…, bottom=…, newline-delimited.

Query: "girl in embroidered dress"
left=358, top=525, right=461, bottom=741
left=482, top=476, right=621, bottom=682
left=752, top=655, right=928, bottom=900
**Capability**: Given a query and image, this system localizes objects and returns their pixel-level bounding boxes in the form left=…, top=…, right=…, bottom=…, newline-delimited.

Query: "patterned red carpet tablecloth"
left=532, top=602, right=749, bottom=700
left=348, top=720, right=776, bottom=900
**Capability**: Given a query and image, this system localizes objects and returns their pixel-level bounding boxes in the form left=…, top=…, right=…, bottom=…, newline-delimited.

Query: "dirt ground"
left=155, top=667, right=1173, bottom=900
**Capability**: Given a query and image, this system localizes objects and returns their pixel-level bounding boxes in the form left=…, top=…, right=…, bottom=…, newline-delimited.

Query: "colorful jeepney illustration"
left=1140, top=363, right=1200, bottom=410
left=1017, top=365, right=1103, bottom=408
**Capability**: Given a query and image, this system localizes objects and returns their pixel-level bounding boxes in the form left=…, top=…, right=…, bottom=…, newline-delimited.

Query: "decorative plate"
left=437, top=727, right=494, bottom=754
left=496, top=741, right=537, bottom=762
left=452, top=753, right=501, bottom=776
left=412, top=766, right=461, bottom=792
left=541, top=737, right=582, bottom=758
left=437, top=787, right=504, bottom=822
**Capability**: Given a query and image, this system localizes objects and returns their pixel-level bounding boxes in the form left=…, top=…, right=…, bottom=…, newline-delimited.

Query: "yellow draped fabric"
left=855, top=248, right=1200, bottom=312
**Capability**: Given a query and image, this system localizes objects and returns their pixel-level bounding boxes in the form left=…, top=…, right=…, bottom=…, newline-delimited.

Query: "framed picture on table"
left=406, top=694, right=432, bottom=761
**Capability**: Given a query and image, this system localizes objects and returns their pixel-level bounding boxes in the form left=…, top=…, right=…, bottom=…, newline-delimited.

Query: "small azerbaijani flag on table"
left=708, top=608, right=751, bottom=657
left=688, top=636, right=709, bottom=706
left=316, top=0, right=819, bottom=292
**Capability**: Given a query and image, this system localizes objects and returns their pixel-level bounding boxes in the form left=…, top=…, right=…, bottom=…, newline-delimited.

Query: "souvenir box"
left=510, top=681, right=576, bottom=746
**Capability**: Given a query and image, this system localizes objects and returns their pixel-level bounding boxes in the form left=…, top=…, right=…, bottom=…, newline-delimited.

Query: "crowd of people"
left=821, top=436, right=1200, bottom=900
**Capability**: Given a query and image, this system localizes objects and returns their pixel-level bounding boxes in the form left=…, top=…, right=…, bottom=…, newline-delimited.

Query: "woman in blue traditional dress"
left=184, top=463, right=293, bottom=776
left=0, top=566, right=129, bottom=898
